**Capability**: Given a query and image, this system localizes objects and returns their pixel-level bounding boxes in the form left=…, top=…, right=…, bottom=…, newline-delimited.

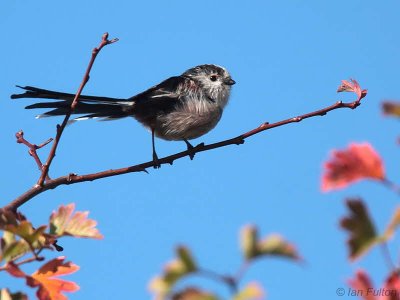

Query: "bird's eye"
left=210, top=75, right=218, bottom=82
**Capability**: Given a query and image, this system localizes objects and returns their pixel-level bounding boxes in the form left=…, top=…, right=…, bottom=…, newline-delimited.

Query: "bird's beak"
left=224, top=78, right=236, bottom=86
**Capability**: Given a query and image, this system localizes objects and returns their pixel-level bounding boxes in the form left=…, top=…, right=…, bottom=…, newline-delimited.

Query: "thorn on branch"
left=235, top=138, right=245, bottom=145
left=102, top=32, right=109, bottom=41
left=187, top=142, right=205, bottom=160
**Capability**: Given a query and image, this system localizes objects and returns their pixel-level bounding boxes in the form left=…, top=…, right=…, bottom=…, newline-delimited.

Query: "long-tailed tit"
left=11, top=64, right=235, bottom=165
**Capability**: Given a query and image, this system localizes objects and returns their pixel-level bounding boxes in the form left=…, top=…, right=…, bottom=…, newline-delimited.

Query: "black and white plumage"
left=11, top=64, right=235, bottom=163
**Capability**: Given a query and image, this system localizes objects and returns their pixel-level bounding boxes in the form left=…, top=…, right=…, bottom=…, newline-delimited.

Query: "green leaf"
left=4, top=221, right=47, bottom=247
left=340, top=199, right=378, bottom=261
left=177, top=246, right=197, bottom=272
left=240, top=225, right=259, bottom=260
left=258, top=234, right=301, bottom=260
left=149, top=246, right=198, bottom=300
left=171, top=287, right=219, bottom=300
left=233, top=282, right=264, bottom=300
left=382, top=101, right=400, bottom=118
left=240, top=225, right=300, bottom=261
left=1, top=222, right=54, bottom=262
left=0, top=289, right=28, bottom=300
left=1, top=240, right=30, bottom=263
left=163, top=259, right=189, bottom=284
left=2, top=231, right=16, bottom=245
left=148, top=276, right=170, bottom=300
left=49, top=203, right=103, bottom=239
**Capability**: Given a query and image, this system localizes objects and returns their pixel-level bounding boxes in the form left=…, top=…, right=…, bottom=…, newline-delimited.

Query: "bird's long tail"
left=11, top=85, right=133, bottom=120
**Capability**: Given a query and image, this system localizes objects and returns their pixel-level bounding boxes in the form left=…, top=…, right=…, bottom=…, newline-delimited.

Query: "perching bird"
left=11, top=64, right=235, bottom=165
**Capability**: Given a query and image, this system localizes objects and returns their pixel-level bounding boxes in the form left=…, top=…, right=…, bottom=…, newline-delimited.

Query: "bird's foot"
left=153, top=152, right=161, bottom=169
left=184, top=140, right=205, bottom=160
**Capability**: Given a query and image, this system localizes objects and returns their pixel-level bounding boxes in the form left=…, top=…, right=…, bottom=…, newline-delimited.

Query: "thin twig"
left=15, top=130, right=53, bottom=181
left=196, top=268, right=238, bottom=294
left=0, top=253, right=43, bottom=272
left=234, top=261, right=251, bottom=283
left=380, top=242, right=397, bottom=271
left=4, top=92, right=366, bottom=212
left=381, top=178, right=400, bottom=196
left=36, top=33, right=119, bottom=187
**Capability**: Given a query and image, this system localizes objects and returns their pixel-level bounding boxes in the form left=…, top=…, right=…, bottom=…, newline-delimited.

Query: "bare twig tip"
left=38, top=138, right=53, bottom=149
left=102, top=32, right=109, bottom=40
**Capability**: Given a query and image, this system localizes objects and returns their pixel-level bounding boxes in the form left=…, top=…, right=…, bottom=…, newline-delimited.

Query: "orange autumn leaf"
left=30, top=257, right=79, bottom=300
left=321, top=143, right=385, bottom=192
left=6, top=257, right=79, bottom=300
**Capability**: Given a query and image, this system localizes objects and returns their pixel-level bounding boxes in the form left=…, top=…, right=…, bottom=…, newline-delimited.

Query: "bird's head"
left=183, top=64, right=235, bottom=107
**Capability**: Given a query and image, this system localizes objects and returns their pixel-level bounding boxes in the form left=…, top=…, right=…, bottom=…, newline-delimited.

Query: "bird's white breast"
left=155, top=95, right=224, bottom=141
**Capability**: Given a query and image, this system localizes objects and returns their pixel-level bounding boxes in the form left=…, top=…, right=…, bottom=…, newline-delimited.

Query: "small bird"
left=11, top=64, right=235, bottom=165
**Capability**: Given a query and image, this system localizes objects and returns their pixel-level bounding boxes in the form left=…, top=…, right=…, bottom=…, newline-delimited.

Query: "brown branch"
left=3, top=88, right=366, bottom=212
left=36, top=33, right=119, bottom=187
left=194, top=268, right=238, bottom=294
left=15, top=130, right=53, bottom=181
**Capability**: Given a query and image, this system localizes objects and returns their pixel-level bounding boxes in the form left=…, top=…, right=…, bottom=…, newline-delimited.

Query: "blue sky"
left=2, top=1, right=400, bottom=299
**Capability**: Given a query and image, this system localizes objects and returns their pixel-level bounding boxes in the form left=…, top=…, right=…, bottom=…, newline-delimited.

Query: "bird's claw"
left=186, top=142, right=205, bottom=160
left=153, top=153, right=161, bottom=169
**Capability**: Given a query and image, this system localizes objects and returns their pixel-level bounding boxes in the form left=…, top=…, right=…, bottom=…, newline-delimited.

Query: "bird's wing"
left=129, top=75, right=192, bottom=114
left=131, top=76, right=189, bottom=100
